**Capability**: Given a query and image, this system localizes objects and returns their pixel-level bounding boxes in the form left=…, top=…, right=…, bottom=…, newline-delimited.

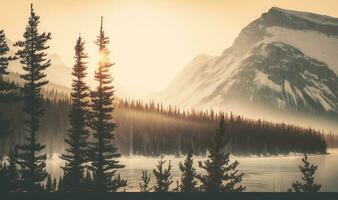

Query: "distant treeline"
left=0, top=93, right=327, bottom=156
left=115, top=99, right=327, bottom=155
left=324, top=133, right=338, bottom=148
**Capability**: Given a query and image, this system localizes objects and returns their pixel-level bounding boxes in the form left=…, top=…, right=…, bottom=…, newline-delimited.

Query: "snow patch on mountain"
left=264, top=27, right=338, bottom=74
left=254, top=71, right=281, bottom=93
left=304, top=86, right=335, bottom=111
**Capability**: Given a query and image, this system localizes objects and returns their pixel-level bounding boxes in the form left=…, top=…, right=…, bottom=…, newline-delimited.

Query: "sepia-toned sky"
left=0, top=0, right=337, bottom=97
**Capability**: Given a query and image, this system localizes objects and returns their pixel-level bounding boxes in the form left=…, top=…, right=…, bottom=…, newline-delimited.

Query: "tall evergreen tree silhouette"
left=153, top=156, right=173, bottom=192
left=60, top=36, right=90, bottom=192
left=197, top=115, right=245, bottom=192
left=14, top=4, right=51, bottom=192
left=139, top=171, right=151, bottom=192
left=178, top=150, right=198, bottom=192
left=88, top=17, right=126, bottom=192
left=289, top=154, right=321, bottom=192
left=0, top=29, right=18, bottom=138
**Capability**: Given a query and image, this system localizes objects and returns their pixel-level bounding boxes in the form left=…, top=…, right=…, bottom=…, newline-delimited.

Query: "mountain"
left=158, top=7, right=338, bottom=121
left=4, top=38, right=130, bottom=98
left=4, top=38, right=72, bottom=94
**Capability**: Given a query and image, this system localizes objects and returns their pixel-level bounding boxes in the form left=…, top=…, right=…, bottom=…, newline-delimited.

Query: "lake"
left=46, top=149, right=338, bottom=192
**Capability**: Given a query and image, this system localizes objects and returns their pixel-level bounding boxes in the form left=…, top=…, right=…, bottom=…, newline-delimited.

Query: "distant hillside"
left=5, top=72, right=71, bottom=100
left=5, top=38, right=73, bottom=89
left=0, top=95, right=327, bottom=156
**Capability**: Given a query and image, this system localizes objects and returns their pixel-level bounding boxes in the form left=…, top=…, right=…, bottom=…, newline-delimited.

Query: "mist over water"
left=46, top=149, right=338, bottom=192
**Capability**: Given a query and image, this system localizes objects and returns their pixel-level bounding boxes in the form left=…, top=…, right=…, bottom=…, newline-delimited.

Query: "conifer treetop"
left=289, top=154, right=321, bottom=192
left=197, top=115, right=245, bottom=192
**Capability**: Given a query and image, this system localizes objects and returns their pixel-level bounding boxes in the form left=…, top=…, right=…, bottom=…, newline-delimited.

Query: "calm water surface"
left=46, top=149, right=338, bottom=192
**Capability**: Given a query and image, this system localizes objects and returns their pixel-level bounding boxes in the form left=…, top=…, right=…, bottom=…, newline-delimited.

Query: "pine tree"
left=178, top=150, right=198, bottom=192
left=153, top=156, right=173, bottom=192
left=197, top=115, right=245, bottom=192
left=14, top=4, right=51, bottom=192
left=60, top=36, right=90, bottom=192
left=0, top=29, right=17, bottom=102
left=45, top=174, right=52, bottom=192
left=88, top=17, right=126, bottom=192
left=289, top=154, right=321, bottom=192
left=0, top=29, right=18, bottom=138
left=139, top=171, right=151, bottom=192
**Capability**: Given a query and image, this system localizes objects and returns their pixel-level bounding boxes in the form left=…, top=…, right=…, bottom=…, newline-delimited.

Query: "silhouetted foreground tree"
left=197, top=115, right=245, bottom=192
left=153, top=156, right=173, bottom=192
left=178, top=150, right=198, bottom=192
left=60, top=36, right=90, bottom=192
left=0, top=30, right=19, bottom=191
left=139, top=171, right=151, bottom=192
left=137, top=119, right=246, bottom=193
left=14, top=4, right=51, bottom=192
left=88, top=17, right=126, bottom=192
left=288, top=154, right=321, bottom=192
left=0, top=29, right=18, bottom=139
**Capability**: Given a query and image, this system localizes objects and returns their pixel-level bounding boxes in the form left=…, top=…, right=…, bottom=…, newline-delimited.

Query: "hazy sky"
left=0, top=0, right=337, bottom=97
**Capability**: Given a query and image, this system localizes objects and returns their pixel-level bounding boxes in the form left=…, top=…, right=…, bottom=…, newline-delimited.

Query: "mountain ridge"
left=157, top=7, right=338, bottom=124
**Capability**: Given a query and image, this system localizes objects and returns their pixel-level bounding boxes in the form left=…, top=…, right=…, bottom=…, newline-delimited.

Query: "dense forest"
left=0, top=94, right=328, bottom=156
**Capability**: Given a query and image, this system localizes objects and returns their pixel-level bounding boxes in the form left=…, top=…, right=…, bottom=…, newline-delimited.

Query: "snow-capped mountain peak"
left=157, top=7, right=338, bottom=117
